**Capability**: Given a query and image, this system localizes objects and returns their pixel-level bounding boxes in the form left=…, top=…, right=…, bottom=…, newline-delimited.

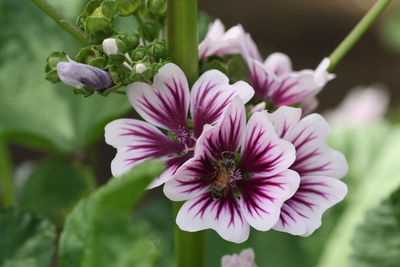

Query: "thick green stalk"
left=173, top=202, right=204, bottom=267
left=168, top=0, right=203, bottom=266
left=0, top=139, right=15, bottom=208
left=167, top=0, right=199, bottom=85
left=31, top=0, right=90, bottom=45
left=328, top=0, right=392, bottom=71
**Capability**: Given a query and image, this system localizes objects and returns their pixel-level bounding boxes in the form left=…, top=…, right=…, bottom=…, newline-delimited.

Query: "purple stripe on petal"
left=238, top=177, right=281, bottom=217
left=239, top=112, right=296, bottom=177
left=127, top=64, right=190, bottom=132
left=274, top=176, right=347, bottom=236
left=105, top=119, right=185, bottom=178
left=191, top=70, right=254, bottom=138
left=147, top=152, right=194, bottom=189
left=269, top=75, right=315, bottom=107
left=196, top=97, right=246, bottom=157
left=238, top=169, right=300, bottom=231
left=188, top=191, right=244, bottom=230
left=176, top=192, right=250, bottom=243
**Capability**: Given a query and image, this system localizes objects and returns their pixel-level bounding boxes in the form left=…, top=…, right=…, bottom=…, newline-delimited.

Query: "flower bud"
left=145, top=0, right=167, bottom=16
left=102, top=38, right=119, bottom=55
left=129, top=46, right=147, bottom=61
left=146, top=40, right=166, bottom=58
left=117, top=33, right=140, bottom=51
left=134, top=63, right=147, bottom=74
left=78, top=0, right=117, bottom=43
left=116, top=0, right=142, bottom=16
left=56, top=60, right=112, bottom=90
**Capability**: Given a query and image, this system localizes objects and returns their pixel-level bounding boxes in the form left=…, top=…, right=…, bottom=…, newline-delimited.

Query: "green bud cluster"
left=77, top=0, right=119, bottom=43
left=45, top=0, right=170, bottom=96
left=103, top=39, right=169, bottom=95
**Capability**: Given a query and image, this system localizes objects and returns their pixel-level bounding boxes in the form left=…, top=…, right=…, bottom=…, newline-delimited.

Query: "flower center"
left=173, top=126, right=196, bottom=150
left=211, top=151, right=238, bottom=200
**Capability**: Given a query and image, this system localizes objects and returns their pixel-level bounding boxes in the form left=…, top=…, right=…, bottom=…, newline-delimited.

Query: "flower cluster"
left=104, top=19, right=348, bottom=243
left=199, top=20, right=335, bottom=113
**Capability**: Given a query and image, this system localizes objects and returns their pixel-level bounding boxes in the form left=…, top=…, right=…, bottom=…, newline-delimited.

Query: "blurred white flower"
left=324, top=85, right=389, bottom=126
left=221, top=248, right=257, bottom=267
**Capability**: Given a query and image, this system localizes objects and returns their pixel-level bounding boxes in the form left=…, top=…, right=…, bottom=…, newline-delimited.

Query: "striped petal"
left=199, top=19, right=246, bottom=59
left=105, top=119, right=184, bottom=177
left=195, top=97, right=246, bottom=158
left=239, top=112, right=296, bottom=177
left=268, top=106, right=348, bottom=178
left=268, top=72, right=316, bottom=107
left=273, top=176, right=347, bottom=236
left=163, top=156, right=215, bottom=201
left=238, top=169, right=300, bottom=231
left=191, top=70, right=254, bottom=137
left=176, top=192, right=250, bottom=243
left=127, top=63, right=190, bottom=132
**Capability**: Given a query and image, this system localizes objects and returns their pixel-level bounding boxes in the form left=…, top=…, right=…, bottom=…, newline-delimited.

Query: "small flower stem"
left=30, top=0, right=90, bottom=45
left=168, top=0, right=203, bottom=266
left=0, top=138, right=15, bottom=208
left=134, top=14, right=150, bottom=42
left=328, top=0, right=392, bottom=71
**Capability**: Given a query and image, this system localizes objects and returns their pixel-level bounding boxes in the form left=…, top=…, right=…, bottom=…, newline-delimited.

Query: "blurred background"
left=1, top=0, right=400, bottom=267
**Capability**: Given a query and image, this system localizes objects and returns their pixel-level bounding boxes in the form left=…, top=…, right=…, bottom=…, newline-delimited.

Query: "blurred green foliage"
left=58, top=160, right=164, bottom=267
left=317, top=123, right=400, bottom=267
left=19, top=158, right=94, bottom=224
left=350, top=189, right=400, bottom=267
left=0, top=209, right=55, bottom=267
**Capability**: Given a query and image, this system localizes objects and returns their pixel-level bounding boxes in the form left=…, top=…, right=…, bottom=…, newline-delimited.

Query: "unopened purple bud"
left=56, top=60, right=112, bottom=90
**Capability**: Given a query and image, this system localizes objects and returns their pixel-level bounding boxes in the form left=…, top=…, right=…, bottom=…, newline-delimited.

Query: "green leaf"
left=0, top=209, right=55, bottom=267
left=0, top=0, right=131, bottom=153
left=58, top=160, right=164, bottom=267
left=317, top=123, right=400, bottom=267
left=350, top=189, right=400, bottom=267
left=19, top=158, right=94, bottom=224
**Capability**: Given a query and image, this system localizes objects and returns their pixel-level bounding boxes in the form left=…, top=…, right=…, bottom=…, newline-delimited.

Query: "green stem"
left=134, top=14, right=150, bottom=42
left=31, top=0, right=90, bottom=45
left=173, top=202, right=204, bottom=267
left=167, top=0, right=199, bottom=85
left=328, top=0, right=392, bottom=71
left=168, top=1, right=202, bottom=265
left=0, top=139, right=15, bottom=208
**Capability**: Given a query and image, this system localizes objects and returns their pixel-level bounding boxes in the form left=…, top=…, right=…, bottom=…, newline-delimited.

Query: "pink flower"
left=164, top=97, right=300, bottom=243
left=241, top=34, right=335, bottom=109
left=105, top=63, right=254, bottom=188
left=266, top=106, right=348, bottom=236
left=199, top=19, right=245, bottom=60
left=324, top=85, right=389, bottom=127
left=221, top=248, right=258, bottom=267
left=199, top=20, right=334, bottom=110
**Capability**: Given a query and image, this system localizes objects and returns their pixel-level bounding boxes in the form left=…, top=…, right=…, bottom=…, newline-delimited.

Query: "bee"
left=212, top=151, right=235, bottom=200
